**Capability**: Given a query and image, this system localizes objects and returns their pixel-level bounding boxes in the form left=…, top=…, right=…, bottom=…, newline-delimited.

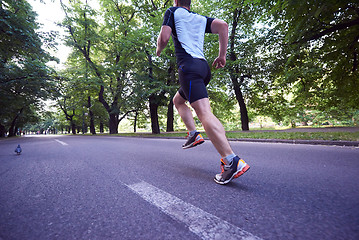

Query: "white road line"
left=127, top=181, right=263, bottom=240
left=54, top=139, right=68, bottom=146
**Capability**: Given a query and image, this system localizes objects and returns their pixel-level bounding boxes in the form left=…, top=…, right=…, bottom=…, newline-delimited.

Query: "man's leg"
left=190, top=98, right=233, bottom=163
left=173, top=92, right=205, bottom=149
left=191, top=97, right=250, bottom=184
left=173, top=92, right=196, bottom=132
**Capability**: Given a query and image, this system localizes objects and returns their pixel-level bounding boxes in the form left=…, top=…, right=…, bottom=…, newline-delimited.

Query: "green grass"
left=224, top=131, right=359, bottom=141
left=112, top=130, right=359, bottom=142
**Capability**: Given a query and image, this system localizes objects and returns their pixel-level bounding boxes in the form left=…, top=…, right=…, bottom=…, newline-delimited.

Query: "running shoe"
left=182, top=132, right=205, bottom=149
left=214, top=156, right=250, bottom=185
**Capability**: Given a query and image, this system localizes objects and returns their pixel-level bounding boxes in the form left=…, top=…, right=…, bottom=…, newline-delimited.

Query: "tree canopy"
left=1, top=0, right=358, bottom=137
left=0, top=0, right=56, bottom=137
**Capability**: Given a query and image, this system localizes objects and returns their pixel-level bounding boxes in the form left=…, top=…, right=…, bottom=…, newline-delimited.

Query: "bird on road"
left=15, top=144, right=22, bottom=155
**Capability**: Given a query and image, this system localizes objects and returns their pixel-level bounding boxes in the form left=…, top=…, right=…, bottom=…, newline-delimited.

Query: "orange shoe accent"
left=219, top=159, right=225, bottom=173
left=234, top=164, right=250, bottom=178
left=193, top=138, right=204, bottom=146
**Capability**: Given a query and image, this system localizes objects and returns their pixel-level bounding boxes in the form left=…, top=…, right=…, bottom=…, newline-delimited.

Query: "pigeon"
left=15, top=144, right=22, bottom=155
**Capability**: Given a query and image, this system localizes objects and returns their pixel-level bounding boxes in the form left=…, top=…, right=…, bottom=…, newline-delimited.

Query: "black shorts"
left=178, top=58, right=211, bottom=103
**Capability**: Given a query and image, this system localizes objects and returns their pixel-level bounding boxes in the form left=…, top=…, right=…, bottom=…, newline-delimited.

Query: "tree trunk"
left=71, top=122, right=76, bottom=134
left=99, top=85, right=120, bottom=134
left=88, top=96, right=96, bottom=135
left=166, top=98, right=174, bottom=132
left=166, top=58, right=176, bottom=132
left=133, top=110, right=138, bottom=133
left=149, top=95, right=160, bottom=134
left=89, top=113, right=96, bottom=134
left=100, top=121, right=104, bottom=133
left=0, top=124, right=6, bottom=137
left=232, top=80, right=249, bottom=131
left=146, top=51, right=160, bottom=134
left=8, top=125, right=15, bottom=137
left=8, top=108, right=23, bottom=137
left=229, top=8, right=249, bottom=131
left=82, top=111, right=87, bottom=134
left=109, top=113, right=119, bottom=134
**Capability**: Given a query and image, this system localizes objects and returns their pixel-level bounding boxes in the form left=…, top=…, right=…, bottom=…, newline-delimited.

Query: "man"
left=156, top=0, right=250, bottom=185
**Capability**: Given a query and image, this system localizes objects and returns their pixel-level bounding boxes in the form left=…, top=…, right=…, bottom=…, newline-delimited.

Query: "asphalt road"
left=0, top=135, right=358, bottom=240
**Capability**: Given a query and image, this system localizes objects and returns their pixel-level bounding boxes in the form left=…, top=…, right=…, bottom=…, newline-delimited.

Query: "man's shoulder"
left=165, top=6, right=180, bottom=13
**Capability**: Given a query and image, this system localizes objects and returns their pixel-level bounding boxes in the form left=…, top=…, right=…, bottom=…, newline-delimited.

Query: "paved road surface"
left=0, top=135, right=358, bottom=240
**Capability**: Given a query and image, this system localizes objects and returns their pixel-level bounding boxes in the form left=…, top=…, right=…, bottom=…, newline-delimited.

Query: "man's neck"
left=177, top=5, right=190, bottom=11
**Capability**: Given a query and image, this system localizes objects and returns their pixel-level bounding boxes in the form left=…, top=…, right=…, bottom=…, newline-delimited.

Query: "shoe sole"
left=234, top=164, right=250, bottom=178
left=214, top=163, right=250, bottom=185
left=182, top=139, right=204, bottom=149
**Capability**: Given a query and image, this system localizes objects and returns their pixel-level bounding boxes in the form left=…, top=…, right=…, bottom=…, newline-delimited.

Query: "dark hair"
left=178, top=0, right=191, bottom=7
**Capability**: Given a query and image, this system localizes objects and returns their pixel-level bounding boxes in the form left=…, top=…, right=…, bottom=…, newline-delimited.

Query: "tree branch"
left=150, top=0, right=157, bottom=10
left=119, top=110, right=136, bottom=122
left=294, top=18, right=359, bottom=44
left=99, top=85, right=110, bottom=111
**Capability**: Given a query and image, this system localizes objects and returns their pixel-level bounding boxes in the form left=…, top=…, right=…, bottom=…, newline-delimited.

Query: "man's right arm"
left=156, top=25, right=172, bottom=57
left=211, top=19, right=229, bottom=69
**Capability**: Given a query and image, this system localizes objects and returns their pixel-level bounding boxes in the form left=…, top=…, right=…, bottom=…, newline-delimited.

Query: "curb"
left=116, top=135, right=359, bottom=147
left=227, top=138, right=359, bottom=147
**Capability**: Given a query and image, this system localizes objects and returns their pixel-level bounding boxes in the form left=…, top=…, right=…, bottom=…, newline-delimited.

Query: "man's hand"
left=156, top=47, right=162, bottom=57
left=212, top=56, right=226, bottom=69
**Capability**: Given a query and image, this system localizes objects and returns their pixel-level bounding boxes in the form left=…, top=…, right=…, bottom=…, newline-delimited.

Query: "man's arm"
left=211, top=19, right=229, bottom=69
left=156, top=25, right=172, bottom=56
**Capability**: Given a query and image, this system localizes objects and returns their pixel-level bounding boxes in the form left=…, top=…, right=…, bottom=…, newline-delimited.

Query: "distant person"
left=156, top=0, right=250, bottom=184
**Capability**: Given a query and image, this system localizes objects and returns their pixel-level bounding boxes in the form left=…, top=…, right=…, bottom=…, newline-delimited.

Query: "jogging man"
left=156, top=0, right=250, bottom=184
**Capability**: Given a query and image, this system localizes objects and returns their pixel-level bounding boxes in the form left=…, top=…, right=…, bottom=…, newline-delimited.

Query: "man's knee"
left=191, top=98, right=212, bottom=120
left=173, top=92, right=186, bottom=108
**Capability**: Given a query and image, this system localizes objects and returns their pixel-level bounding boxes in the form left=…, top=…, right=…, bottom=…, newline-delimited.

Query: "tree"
left=258, top=0, right=359, bottom=122
left=201, top=0, right=266, bottom=131
left=209, top=0, right=359, bottom=128
left=60, top=0, right=141, bottom=134
left=56, top=72, right=80, bottom=134
left=0, top=0, right=56, bottom=137
left=132, top=0, right=175, bottom=134
left=35, top=0, right=358, bottom=135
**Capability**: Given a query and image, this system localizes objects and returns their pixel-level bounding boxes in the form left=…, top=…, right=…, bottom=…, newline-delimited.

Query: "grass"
left=112, top=129, right=359, bottom=142
left=224, top=131, right=359, bottom=141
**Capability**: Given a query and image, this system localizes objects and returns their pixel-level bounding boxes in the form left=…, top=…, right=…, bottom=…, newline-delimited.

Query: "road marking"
left=54, top=139, right=68, bottom=146
left=127, top=181, right=263, bottom=240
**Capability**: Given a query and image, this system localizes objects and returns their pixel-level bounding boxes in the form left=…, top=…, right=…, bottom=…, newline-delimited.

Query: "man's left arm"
left=156, top=25, right=172, bottom=56
left=210, top=19, right=229, bottom=69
